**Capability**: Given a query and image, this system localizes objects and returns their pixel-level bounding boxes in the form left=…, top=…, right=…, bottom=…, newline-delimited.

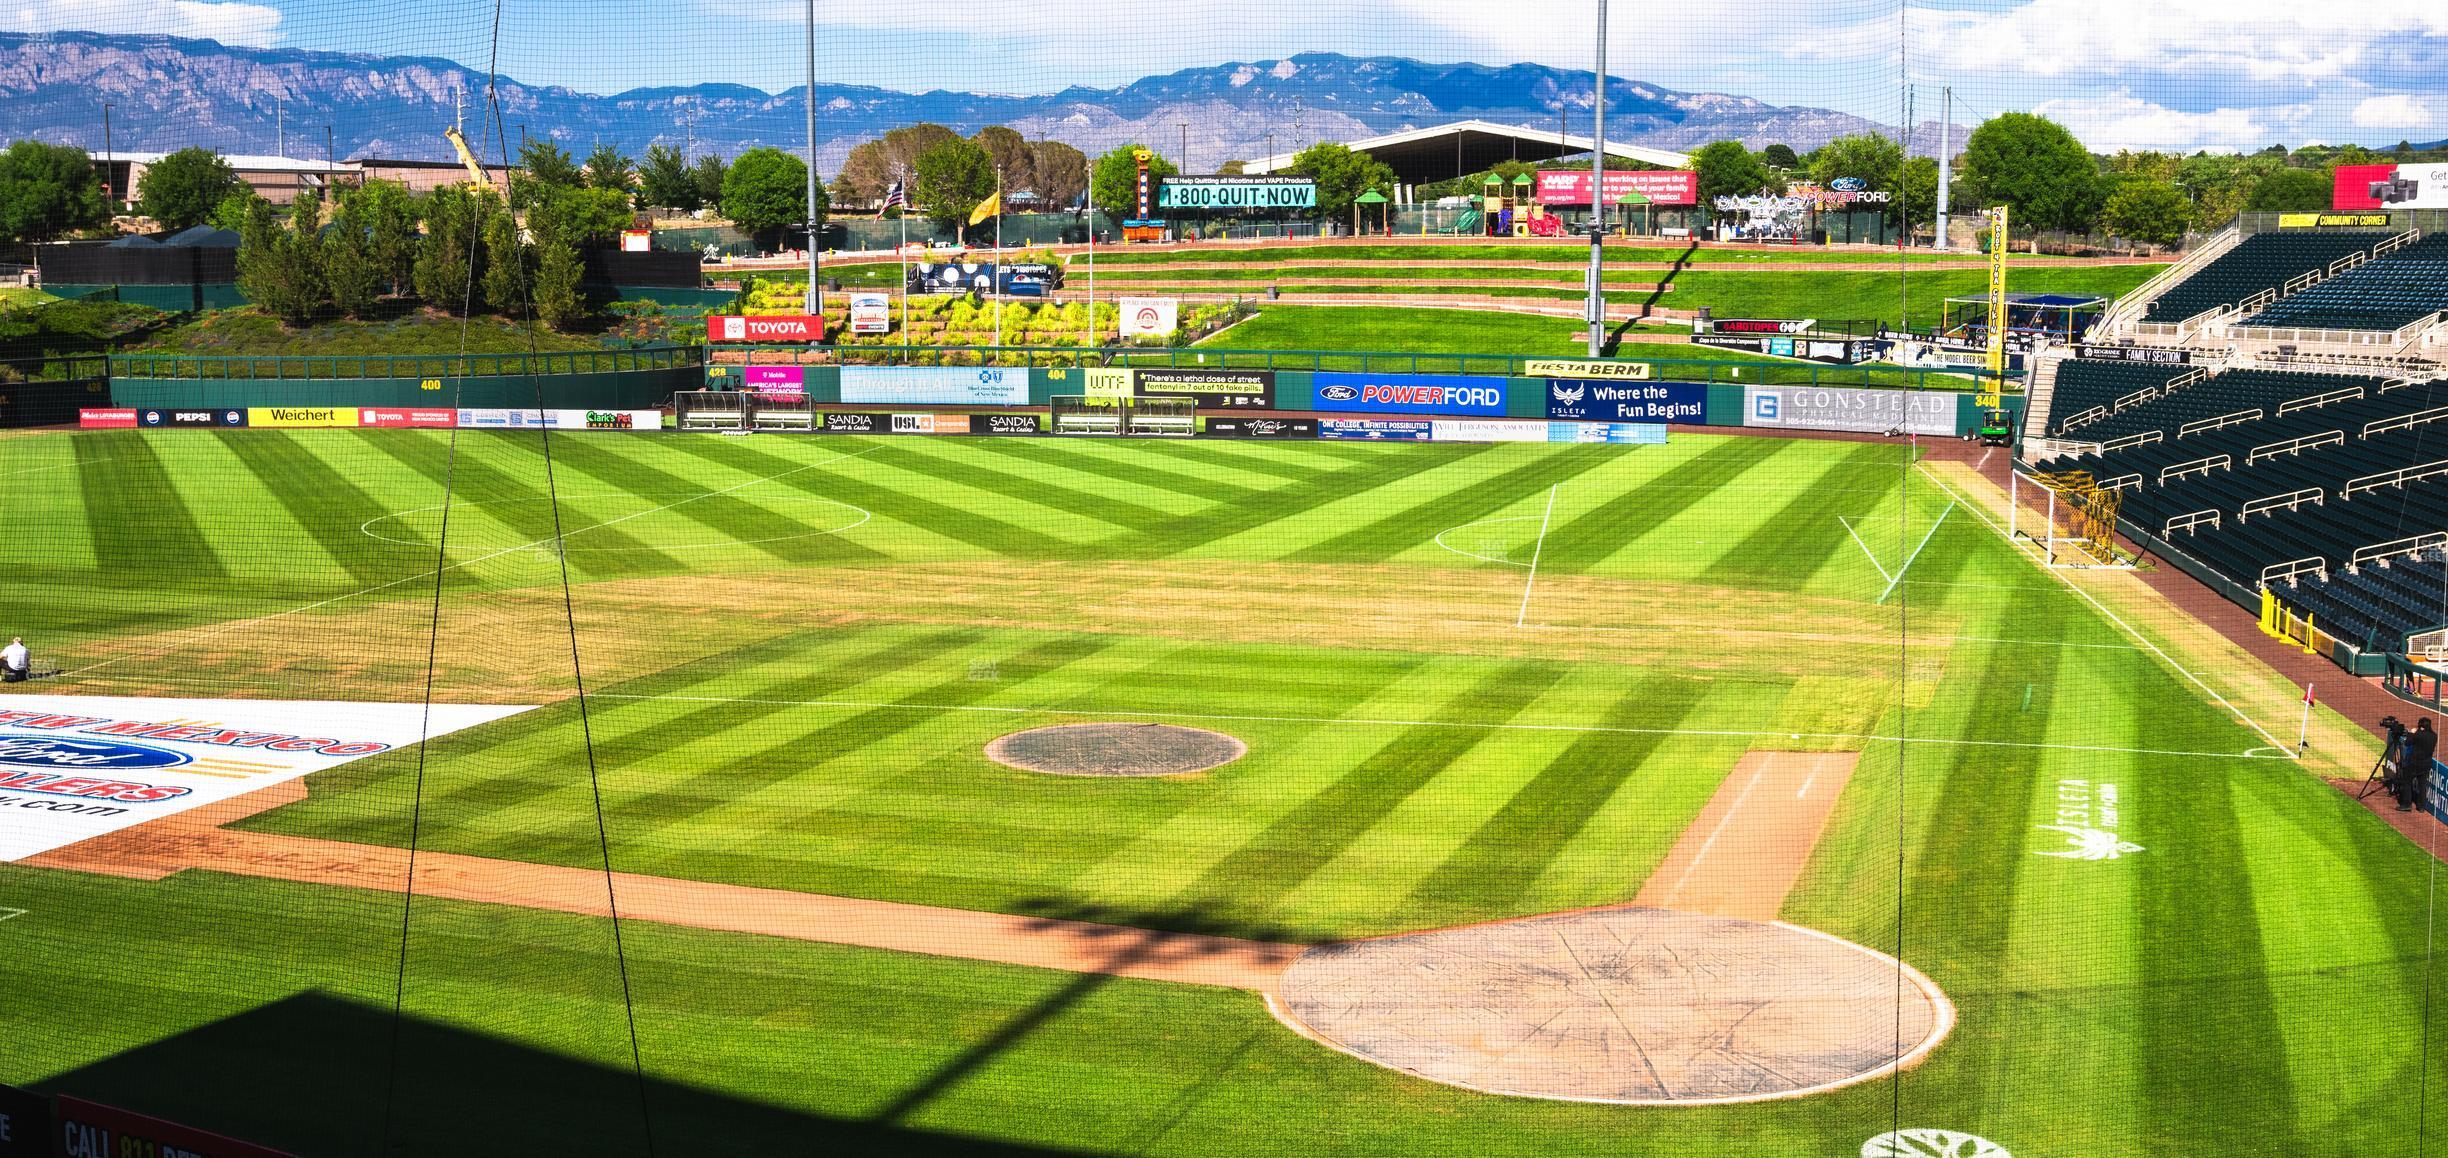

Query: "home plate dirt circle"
left=985, top=723, right=1247, bottom=777
left=1272, top=907, right=1953, bottom=1105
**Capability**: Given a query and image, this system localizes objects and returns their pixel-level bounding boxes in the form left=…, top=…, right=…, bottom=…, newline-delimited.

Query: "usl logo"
left=1319, top=385, right=1360, bottom=401
left=0, top=734, right=193, bottom=771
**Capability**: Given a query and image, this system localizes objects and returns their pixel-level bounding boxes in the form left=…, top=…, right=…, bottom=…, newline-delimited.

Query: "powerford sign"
left=840, top=366, right=1028, bottom=406
left=1744, top=386, right=1954, bottom=436
left=1546, top=380, right=1702, bottom=423
left=1312, top=373, right=1508, bottom=416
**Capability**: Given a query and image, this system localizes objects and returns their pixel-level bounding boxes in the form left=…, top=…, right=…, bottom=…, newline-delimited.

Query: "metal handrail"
left=2165, top=509, right=2222, bottom=535
left=2160, top=454, right=2230, bottom=482
left=2099, top=472, right=2143, bottom=491
left=2102, top=429, right=2163, bottom=452
left=2343, top=458, right=2448, bottom=499
left=2366, top=405, right=2448, bottom=438
left=2180, top=408, right=2262, bottom=438
left=2277, top=385, right=2365, bottom=415
left=2350, top=532, right=2447, bottom=573
left=2238, top=488, right=2324, bottom=521
left=2262, top=556, right=2329, bottom=586
left=2246, top=430, right=2343, bottom=462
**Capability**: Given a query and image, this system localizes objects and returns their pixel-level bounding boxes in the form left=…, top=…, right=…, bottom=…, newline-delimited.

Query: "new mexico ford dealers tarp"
left=1744, top=386, right=1955, bottom=436
left=1546, top=380, right=1703, bottom=423
left=841, top=366, right=1030, bottom=406
left=1312, top=373, right=1508, bottom=416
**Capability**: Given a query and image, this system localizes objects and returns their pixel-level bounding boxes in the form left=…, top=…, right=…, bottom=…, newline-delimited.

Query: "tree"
left=323, top=197, right=383, bottom=319
left=210, top=188, right=267, bottom=234
left=234, top=195, right=327, bottom=326
left=1089, top=144, right=1179, bottom=221
left=1809, top=133, right=1907, bottom=225
left=834, top=140, right=892, bottom=205
left=518, top=140, right=584, bottom=188
left=2246, top=167, right=2332, bottom=213
left=135, top=147, right=240, bottom=231
left=583, top=143, right=635, bottom=194
left=1897, top=156, right=1939, bottom=239
left=2176, top=152, right=2280, bottom=232
left=1760, top=143, right=1799, bottom=170
left=879, top=124, right=961, bottom=189
left=0, top=140, right=109, bottom=242
left=1690, top=140, right=1768, bottom=206
left=533, top=239, right=586, bottom=330
left=914, top=137, right=996, bottom=231
left=480, top=205, right=524, bottom=314
left=413, top=185, right=489, bottom=312
left=1286, top=142, right=1395, bottom=221
left=2100, top=178, right=2191, bottom=248
left=692, top=155, right=728, bottom=213
left=1029, top=139, right=1089, bottom=210
left=972, top=126, right=1035, bottom=200
left=1955, top=112, right=2101, bottom=233
left=637, top=145, right=699, bottom=211
left=722, top=147, right=815, bottom=248
left=533, top=185, right=636, bottom=249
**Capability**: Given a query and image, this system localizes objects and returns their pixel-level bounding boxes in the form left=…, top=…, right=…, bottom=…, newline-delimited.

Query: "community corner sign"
left=1158, top=176, right=1317, bottom=210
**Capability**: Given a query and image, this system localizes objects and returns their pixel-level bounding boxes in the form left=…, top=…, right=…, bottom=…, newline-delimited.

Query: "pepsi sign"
left=1311, top=373, right=1508, bottom=416
left=0, top=734, right=192, bottom=771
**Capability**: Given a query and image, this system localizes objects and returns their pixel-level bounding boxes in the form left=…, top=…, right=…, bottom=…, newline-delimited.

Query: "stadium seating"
left=2046, top=359, right=2195, bottom=434
left=2243, top=235, right=2448, bottom=333
left=2282, top=553, right=2446, bottom=654
left=2042, top=368, right=2448, bottom=652
left=2141, top=231, right=2388, bottom=324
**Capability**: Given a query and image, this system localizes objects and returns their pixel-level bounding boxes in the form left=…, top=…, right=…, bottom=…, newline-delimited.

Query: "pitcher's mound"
left=1274, top=907, right=1951, bottom=1105
left=986, top=723, right=1247, bottom=777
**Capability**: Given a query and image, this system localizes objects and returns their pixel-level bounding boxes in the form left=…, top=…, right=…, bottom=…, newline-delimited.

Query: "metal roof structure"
left=1241, top=119, right=1690, bottom=184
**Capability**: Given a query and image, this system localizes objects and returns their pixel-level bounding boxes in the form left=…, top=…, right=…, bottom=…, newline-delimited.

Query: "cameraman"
left=2396, top=718, right=2438, bottom=813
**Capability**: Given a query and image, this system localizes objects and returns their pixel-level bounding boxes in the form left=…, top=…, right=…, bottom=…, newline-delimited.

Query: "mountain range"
left=0, top=31, right=1906, bottom=170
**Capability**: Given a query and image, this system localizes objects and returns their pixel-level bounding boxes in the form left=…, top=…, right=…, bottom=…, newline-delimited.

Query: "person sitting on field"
left=1, top=636, right=27, bottom=683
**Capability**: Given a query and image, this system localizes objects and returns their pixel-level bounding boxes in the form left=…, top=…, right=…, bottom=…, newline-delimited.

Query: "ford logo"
left=1829, top=177, right=1868, bottom=193
left=1319, top=385, right=1360, bottom=401
left=0, top=734, right=193, bottom=771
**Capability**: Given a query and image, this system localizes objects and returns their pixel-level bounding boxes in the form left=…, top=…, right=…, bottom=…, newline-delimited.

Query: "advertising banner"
left=0, top=1083, right=49, bottom=1158
left=1710, top=318, right=1816, bottom=335
left=0, top=695, right=530, bottom=862
left=359, top=408, right=459, bottom=428
left=247, top=407, right=360, bottom=429
left=1430, top=419, right=1549, bottom=443
left=78, top=409, right=137, bottom=429
left=1527, top=359, right=1652, bottom=381
left=1550, top=422, right=1668, bottom=444
left=1136, top=368, right=1276, bottom=409
left=1534, top=170, right=1699, bottom=207
left=2279, top=211, right=2395, bottom=228
left=139, top=407, right=247, bottom=428
left=707, top=314, right=825, bottom=342
left=55, top=1096, right=297, bottom=1158
left=453, top=409, right=659, bottom=430
left=2333, top=163, right=2448, bottom=211
left=841, top=366, right=1028, bottom=405
left=1119, top=298, right=1179, bottom=338
left=821, top=411, right=891, bottom=433
left=849, top=292, right=892, bottom=334
left=1083, top=368, right=1135, bottom=402
left=1312, top=372, right=1508, bottom=416
left=1320, top=418, right=1433, bottom=441
left=2074, top=344, right=2189, bottom=364
left=1546, top=379, right=1704, bottom=422
left=1159, top=176, right=1318, bottom=210
left=975, top=413, right=1042, bottom=435
left=1744, top=386, right=1955, bottom=435
left=1202, top=416, right=1317, bottom=438
left=745, top=366, right=807, bottom=394
left=891, top=412, right=972, bottom=435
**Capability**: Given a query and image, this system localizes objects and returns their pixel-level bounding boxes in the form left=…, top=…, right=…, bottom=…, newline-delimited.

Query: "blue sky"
left=8, top=0, right=2448, bottom=150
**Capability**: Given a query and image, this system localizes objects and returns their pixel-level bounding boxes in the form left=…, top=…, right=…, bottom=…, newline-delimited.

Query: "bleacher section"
left=2046, top=359, right=2194, bottom=435
left=2243, top=234, right=2448, bottom=333
left=2039, top=362, right=2448, bottom=653
left=2289, top=553, right=2446, bottom=655
left=2141, top=231, right=2386, bottom=324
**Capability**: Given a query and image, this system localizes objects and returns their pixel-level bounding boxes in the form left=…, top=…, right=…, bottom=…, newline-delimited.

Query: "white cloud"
left=0, top=0, right=282, bottom=46
left=2031, top=91, right=2273, bottom=150
left=2352, top=94, right=2435, bottom=130
left=1895, top=0, right=2448, bottom=84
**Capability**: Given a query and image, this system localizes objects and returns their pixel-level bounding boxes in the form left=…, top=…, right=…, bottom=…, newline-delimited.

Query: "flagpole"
left=899, top=208, right=908, bottom=350
left=2299, top=684, right=2313, bottom=752
left=993, top=166, right=1005, bottom=350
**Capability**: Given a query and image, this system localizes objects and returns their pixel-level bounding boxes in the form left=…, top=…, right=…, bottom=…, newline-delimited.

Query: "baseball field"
left=0, top=425, right=2424, bottom=1156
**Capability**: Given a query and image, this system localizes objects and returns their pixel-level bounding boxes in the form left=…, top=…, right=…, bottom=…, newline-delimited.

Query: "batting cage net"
left=2, top=1, right=2446, bottom=1156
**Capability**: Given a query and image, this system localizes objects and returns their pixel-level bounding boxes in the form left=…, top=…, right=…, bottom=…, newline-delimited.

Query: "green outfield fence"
left=104, top=344, right=705, bottom=409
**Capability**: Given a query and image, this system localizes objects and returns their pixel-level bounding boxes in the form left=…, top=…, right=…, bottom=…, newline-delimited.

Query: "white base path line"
left=1514, top=484, right=1558, bottom=628
left=1874, top=501, right=1954, bottom=605
left=589, top=691, right=2291, bottom=761
left=1837, top=515, right=1894, bottom=583
left=1651, top=761, right=1770, bottom=907
left=0, top=907, right=25, bottom=922
left=1916, top=462, right=2296, bottom=757
left=64, top=441, right=889, bottom=677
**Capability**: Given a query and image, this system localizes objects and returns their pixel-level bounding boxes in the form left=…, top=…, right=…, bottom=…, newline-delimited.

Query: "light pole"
left=101, top=103, right=115, bottom=209
left=804, top=0, right=821, bottom=316
left=1179, top=122, right=1189, bottom=173
left=1585, top=0, right=1608, bottom=358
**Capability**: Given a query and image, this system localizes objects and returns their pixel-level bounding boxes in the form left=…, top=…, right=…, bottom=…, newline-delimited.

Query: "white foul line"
left=65, top=440, right=889, bottom=676
left=1915, top=462, right=2295, bottom=756
left=1874, top=501, right=1954, bottom=605
left=588, top=691, right=2290, bottom=761
left=1837, top=515, right=1893, bottom=583
left=1515, top=484, right=1558, bottom=629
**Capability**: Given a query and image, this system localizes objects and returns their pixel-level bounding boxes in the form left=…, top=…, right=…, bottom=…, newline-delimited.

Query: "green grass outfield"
left=0, top=427, right=2431, bottom=1156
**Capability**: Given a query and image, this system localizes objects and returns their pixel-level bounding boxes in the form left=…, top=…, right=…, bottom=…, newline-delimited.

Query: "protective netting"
left=2, top=1, right=2447, bottom=1156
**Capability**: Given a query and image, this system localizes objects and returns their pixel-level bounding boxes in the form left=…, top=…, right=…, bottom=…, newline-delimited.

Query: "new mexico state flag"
left=968, top=192, right=1002, bottom=225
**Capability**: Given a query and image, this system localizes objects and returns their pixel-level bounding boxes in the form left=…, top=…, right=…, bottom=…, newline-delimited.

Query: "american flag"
left=881, top=181, right=909, bottom=211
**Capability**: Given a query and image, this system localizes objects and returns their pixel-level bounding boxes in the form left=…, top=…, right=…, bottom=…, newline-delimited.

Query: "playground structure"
left=1480, top=172, right=1568, bottom=238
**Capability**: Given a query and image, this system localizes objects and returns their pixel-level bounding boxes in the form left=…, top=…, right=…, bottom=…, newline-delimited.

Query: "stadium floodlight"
left=804, top=0, right=821, bottom=316
left=1585, top=0, right=1608, bottom=358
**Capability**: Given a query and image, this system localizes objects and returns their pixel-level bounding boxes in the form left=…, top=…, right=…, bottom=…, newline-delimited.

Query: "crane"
left=441, top=125, right=487, bottom=186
